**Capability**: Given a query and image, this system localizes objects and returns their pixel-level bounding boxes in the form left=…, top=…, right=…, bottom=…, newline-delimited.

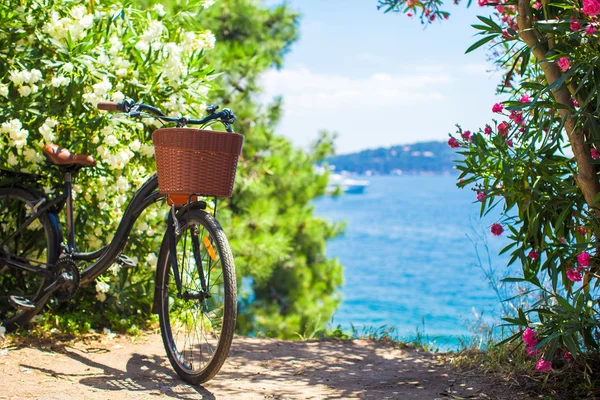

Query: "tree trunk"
left=517, top=0, right=600, bottom=218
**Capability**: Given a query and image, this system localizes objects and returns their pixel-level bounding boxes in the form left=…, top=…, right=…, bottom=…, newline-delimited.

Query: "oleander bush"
left=0, top=0, right=343, bottom=337
left=381, top=0, right=600, bottom=375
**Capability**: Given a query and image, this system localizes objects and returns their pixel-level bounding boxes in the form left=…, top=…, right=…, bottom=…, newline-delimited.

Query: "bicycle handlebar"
left=97, top=99, right=236, bottom=132
left=97, top=101, right=124, bottom=111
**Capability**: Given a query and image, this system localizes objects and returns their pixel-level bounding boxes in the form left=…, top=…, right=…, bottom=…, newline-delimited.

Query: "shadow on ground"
left=2, top=335, right=533, bottom=400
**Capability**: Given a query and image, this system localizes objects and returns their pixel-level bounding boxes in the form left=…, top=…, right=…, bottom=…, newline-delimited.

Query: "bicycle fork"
left=167, top=206, right=210, bottom=302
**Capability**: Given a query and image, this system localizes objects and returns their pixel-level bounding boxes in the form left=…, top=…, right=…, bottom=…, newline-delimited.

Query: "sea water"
left=314, top=175, right=513, bottom=349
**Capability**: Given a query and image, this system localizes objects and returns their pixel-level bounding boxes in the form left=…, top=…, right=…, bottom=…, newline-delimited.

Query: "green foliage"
left=199, top=0, right=344, bottom=338
left=1, top=0, right=342, bottom=338
left=381, top=0, right=600, bottom=367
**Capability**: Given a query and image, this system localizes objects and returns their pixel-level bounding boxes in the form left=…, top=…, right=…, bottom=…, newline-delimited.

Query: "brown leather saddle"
left=42, top=144, right=96, bottom=168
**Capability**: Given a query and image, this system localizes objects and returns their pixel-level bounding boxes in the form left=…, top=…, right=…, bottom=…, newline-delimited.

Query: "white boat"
left=327, top=174, right=370, bottom=194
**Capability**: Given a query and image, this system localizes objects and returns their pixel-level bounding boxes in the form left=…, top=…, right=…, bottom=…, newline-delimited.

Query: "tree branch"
left=517, top=0, right=600, bottom=217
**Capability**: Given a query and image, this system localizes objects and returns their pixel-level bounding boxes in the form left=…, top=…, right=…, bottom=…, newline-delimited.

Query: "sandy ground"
left=0, top=333, right=534, bottom=400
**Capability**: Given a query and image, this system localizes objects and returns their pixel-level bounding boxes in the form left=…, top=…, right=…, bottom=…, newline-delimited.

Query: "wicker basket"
left=152, top=128, right=244, bottom=199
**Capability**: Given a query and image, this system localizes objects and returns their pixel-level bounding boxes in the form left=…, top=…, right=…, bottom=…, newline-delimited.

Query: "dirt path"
left=0, top=333, right=531, bottom=400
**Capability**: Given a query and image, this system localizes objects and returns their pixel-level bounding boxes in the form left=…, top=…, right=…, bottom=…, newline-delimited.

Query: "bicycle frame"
left=0, top=170, right=164, bottom=286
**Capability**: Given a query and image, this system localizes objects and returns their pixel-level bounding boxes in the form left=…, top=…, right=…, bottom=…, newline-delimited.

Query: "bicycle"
left=0, top=99, right=241, bottom=384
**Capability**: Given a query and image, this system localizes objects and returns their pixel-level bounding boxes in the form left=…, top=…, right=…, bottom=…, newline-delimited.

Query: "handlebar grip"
left=97, top=102, right=122, bottom=111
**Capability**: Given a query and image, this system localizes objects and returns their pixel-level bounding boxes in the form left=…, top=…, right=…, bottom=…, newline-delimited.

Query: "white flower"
left=9, top=70, right=26, bottom=85
left=0, top=84, right=9, bottom=98
left=30, top=69, right=42, bottom=83
left=202, top=0, right=216, bottom=9
left=7, top=153, right=18, bottom=166
left=95, top=292, right=107, bottom=302
left=112, top=91, right=125, bottom=102
left=153, top=3, right=166, bottom=17
left=51, top=75, right=70, bottom=87
left=116, top=176, right=130, bottom=192
left=146, top=253, right=158, bottom=268
left=40, top=123, right=55, bottom=142
left=18, top=85, right=32, bottom=97
left=109, top=263, right=121, bottom=276
left=97, top=53, right=110, bottom=66
left=142, top=20, right=165, bottom=43
left=139, top=144, right=154, bottom=157
left=134, top=40, right=150, bottom=53
left=23, top=148, right=43, bottom=164
left=63, top=63, right=74, bottom=73
left=203, top=32, right=216, bottom=49
left=130, top=139, right=141, bottom=152
left=96, top=280, right=110, bottom=294
left=1, top=119, right=29, bottom=148
left=93, top=79, right=112, bottom=96
left=103, top=134, right=118, bottom=147
left=70, top=5, right=87, bottom=20
left=108, top=36, right=123, bottom=56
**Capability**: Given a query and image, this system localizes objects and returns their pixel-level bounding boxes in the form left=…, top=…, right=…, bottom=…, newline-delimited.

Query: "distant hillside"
left=327, top=141, right=459, bottom=175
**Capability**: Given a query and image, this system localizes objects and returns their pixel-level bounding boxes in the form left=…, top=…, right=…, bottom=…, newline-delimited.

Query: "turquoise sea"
left=314, top=175, right=513, bottom=349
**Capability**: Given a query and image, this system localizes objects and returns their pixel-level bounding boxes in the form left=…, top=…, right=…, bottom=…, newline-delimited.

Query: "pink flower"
left=578, top=226, right=587, bottom=235
left=557, top=57, right=571, bottom=72
left=536, top=358, right=553, bottom=372
left=586, top=24, right=598, bottom=34
left=533, top=1, right=542, bottom=9
left=462, top=130, right=472, bottom=141
left=528, top=250, right=539, bottom=259
left=506, top=139, right=513, bottom=147
left=448, top=137, right=460, bottom=148
left=510, top=111, right=524, bottom=125
left=519, top=94, right=531, bottom=103
left=559, top=237, right=567, bottom=244
left=573, top=97, right=579, bottom=108
left=582, top=0, right=600, bottom=17
left=498, top=121, right=511, bottom=136
left=477, top=192, right=485, bottom=202
left=478, top=0, right=490, bottom=6
left=526, top=345, right=539, bottom=357
left=592, top=148, right=600, bottom=160
left=407, top=12, right=414, bottom=17
left=522, top=327, right=538, bottom=346
left=567, top=268, right=583, bottom=282
left=570, top=19, right=582, bottom=31
left=492, top=103, right=504, bottom=113
left=563, top=350, right=573, bottom=362
left=491, top=223, right=503, bottom=236
left=496, top=5, right=505, bottom=13
left=577, top=251, right=590, bottom=266
left=484, top=125, right=492, bottom=135
left=459, top=178, right=465, bottom=183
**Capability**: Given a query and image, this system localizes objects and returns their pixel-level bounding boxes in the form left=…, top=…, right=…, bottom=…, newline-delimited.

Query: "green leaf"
left=465, top=34, right=499, bottom=54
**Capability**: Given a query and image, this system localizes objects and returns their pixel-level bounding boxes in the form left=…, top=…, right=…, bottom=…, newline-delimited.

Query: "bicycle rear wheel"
left=0, top=186, right=59, bottom=331
left=157, top=209, right=237, bottom=385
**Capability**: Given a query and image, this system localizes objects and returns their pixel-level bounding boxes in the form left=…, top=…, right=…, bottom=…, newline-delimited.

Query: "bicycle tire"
left=0, top=185, right=60, bottom=332
left=156, top=208, right=237, bottom=385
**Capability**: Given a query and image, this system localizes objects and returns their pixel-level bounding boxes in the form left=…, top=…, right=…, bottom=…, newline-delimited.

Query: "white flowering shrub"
left=0, top=0, right=217, bottom=331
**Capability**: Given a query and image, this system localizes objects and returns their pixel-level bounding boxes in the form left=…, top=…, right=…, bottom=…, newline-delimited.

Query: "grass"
left=450, top=341, right=600, bottom=400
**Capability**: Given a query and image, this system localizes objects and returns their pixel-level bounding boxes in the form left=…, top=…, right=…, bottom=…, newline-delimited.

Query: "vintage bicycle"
left=0, top=99, right=243, bottom=384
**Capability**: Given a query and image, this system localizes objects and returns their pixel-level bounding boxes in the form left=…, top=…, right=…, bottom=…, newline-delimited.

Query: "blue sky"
left=260, top=0, right=507, bottom=154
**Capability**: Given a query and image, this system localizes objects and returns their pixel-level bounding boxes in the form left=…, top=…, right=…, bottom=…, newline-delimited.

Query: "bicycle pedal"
left=9, top=296, right=36, bottom=311
left=116, top=254, right=137, bottom=269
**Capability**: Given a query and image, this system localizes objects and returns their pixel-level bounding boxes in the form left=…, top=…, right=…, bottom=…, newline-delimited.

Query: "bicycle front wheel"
left=156, top=209, right=237, bottom=385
